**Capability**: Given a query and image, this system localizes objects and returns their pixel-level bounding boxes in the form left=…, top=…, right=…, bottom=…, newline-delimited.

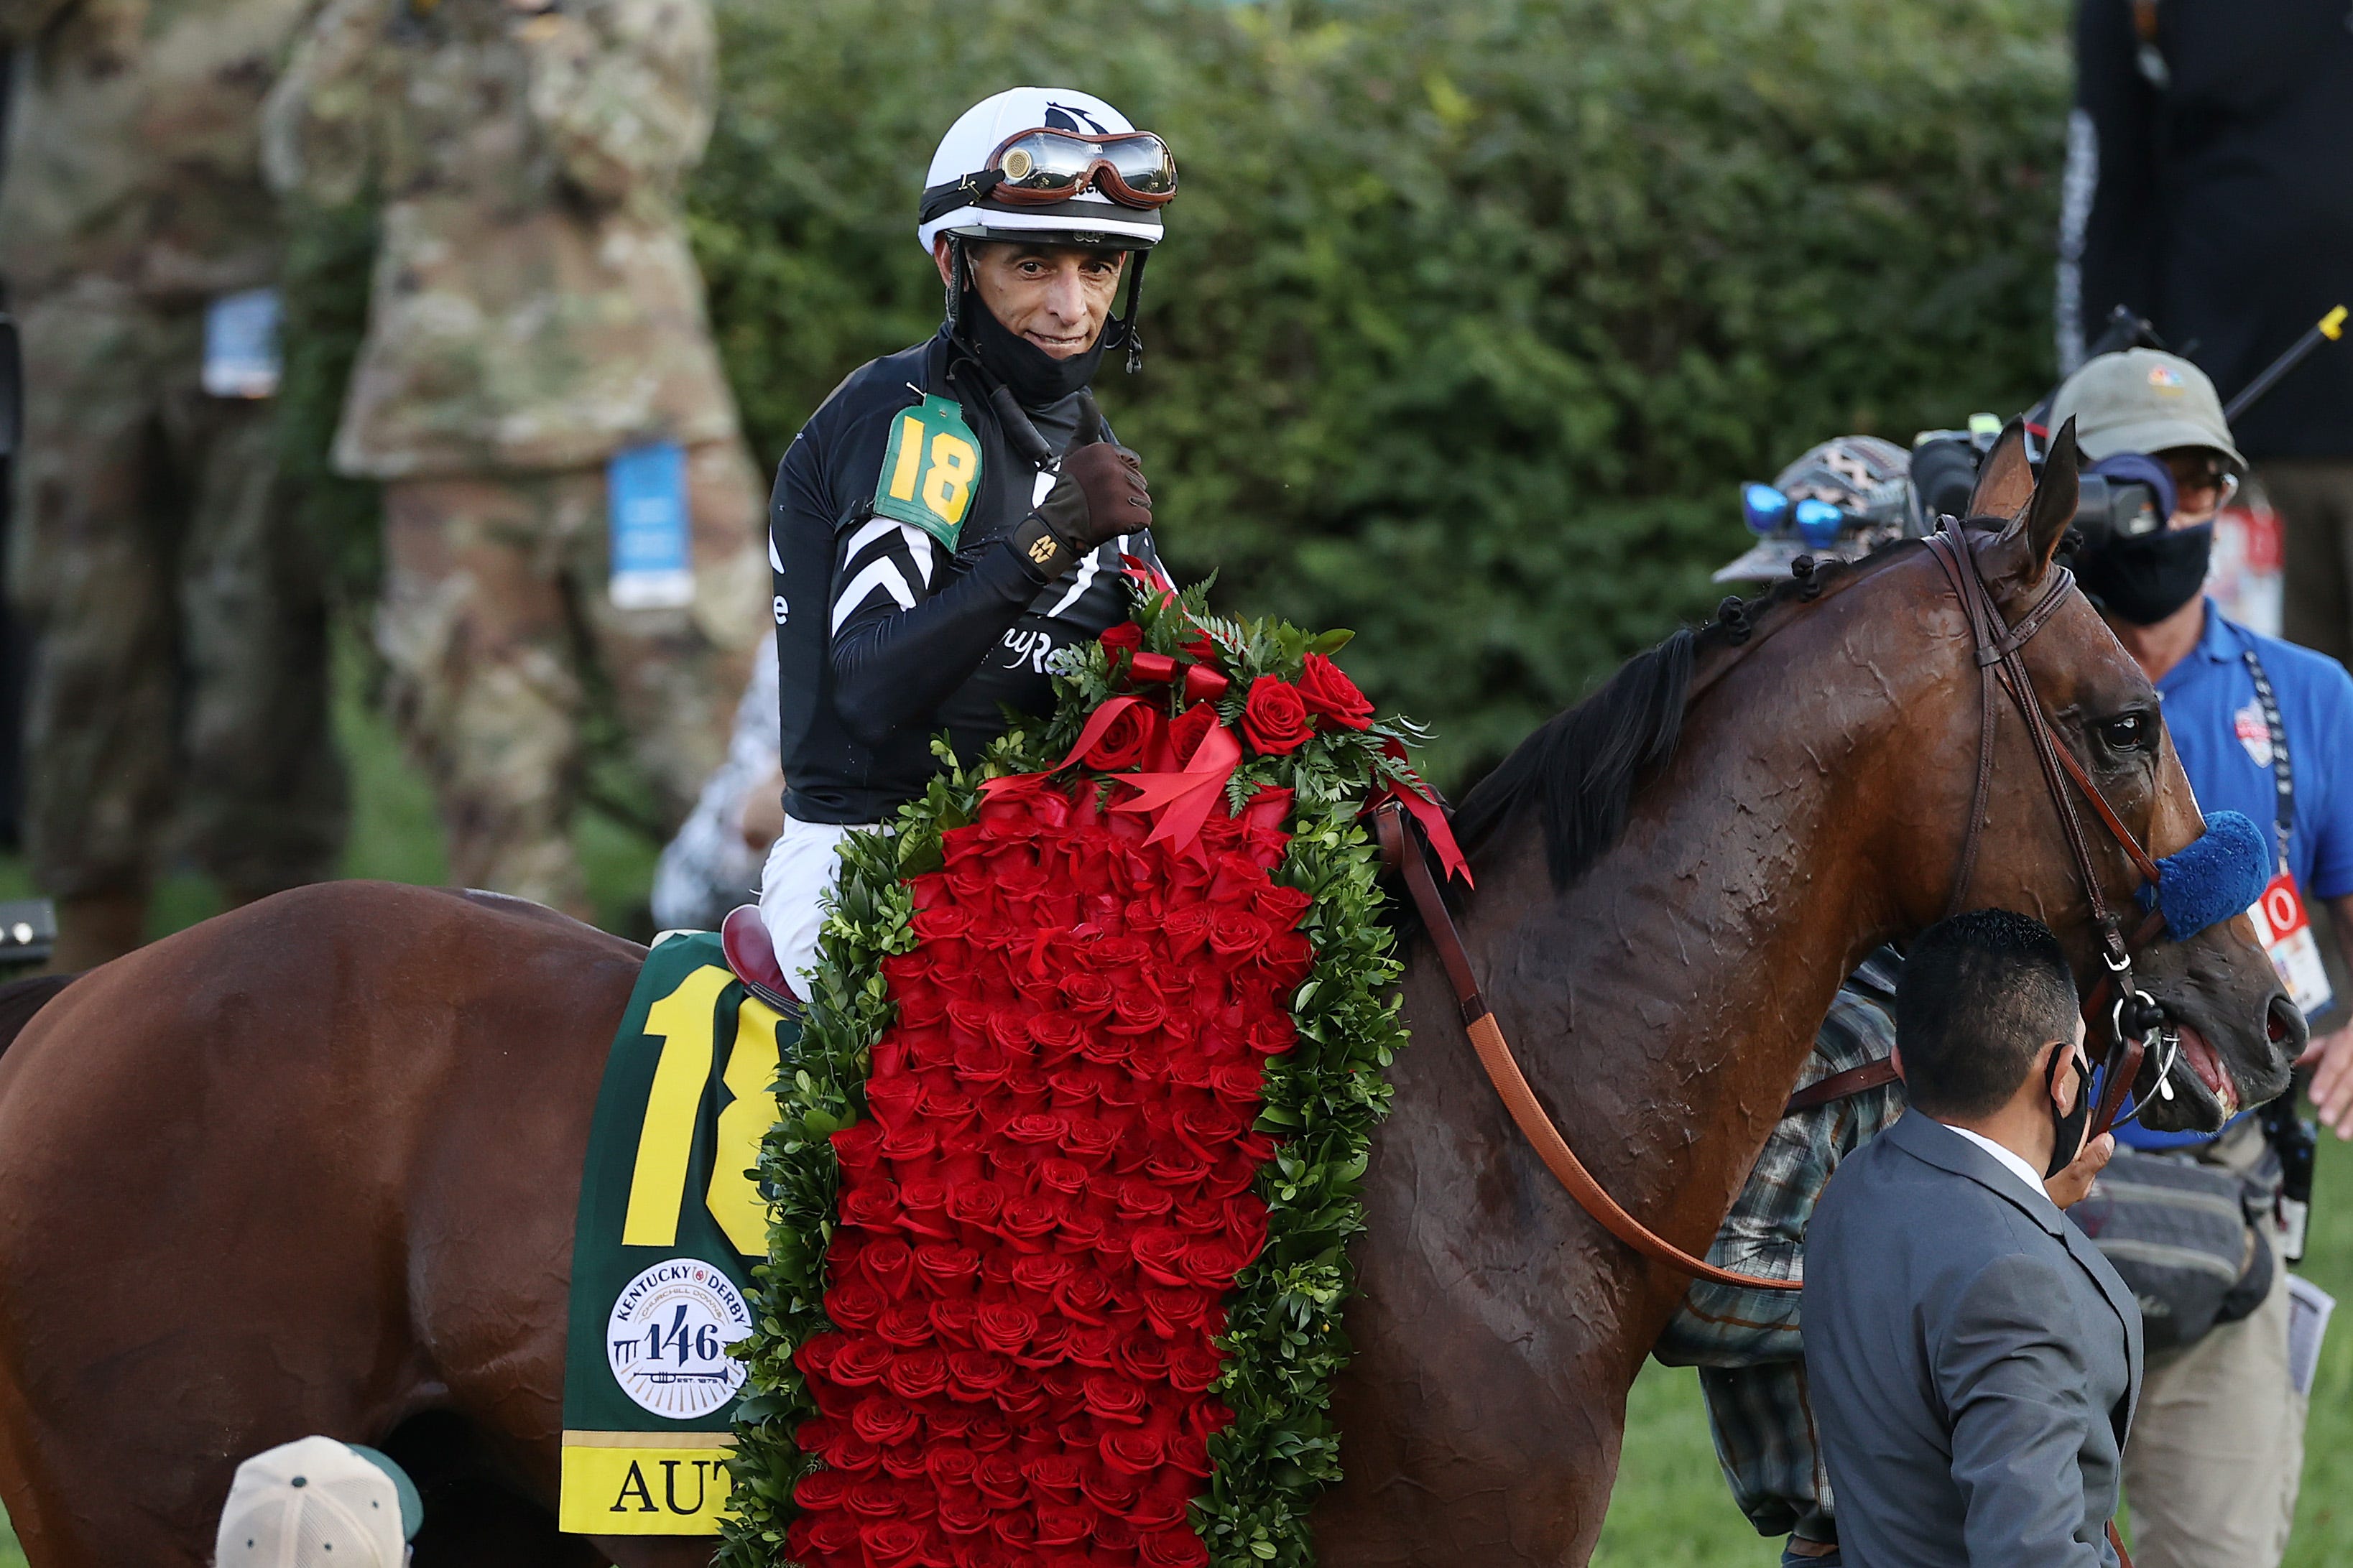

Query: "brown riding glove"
left=1009, top=391, right=1152, bottom=579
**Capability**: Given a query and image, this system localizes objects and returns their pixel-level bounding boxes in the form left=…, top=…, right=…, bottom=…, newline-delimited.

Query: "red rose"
left=793, top=1470, right=850, bottom=1511
left=1129, top=1227, right=1191, bottom=1288
left=1027, top=1010, right=1084, bottom=1055
left=913, top=1243, right=981, bottom=1293
left=1099, top=1426, right=1165, bottom=1475
left=927, top=1447, right=979, bottom=1488
left=1161, top=702, right=1219, bottom=770
left=826, top=1280, right=884, bottom=1329
left=856, top=1237, right=915, bottom=1295
left=1099, top=622, right=1144, bottom=654
left=1246, top=1016, right=1298, bottom=1057
left=831, top=1121, right=884, bottom=1174
left=828, top=1338, right=895, bottom=1388
left=974, top=1302, right=1040, bottom=1354
left=1241, top=675, right=1313, bottom=755
left=1081, top=1371, right=1151, bottom=1424
left=972, top=1452, right=1027, bottom=1507
left=944, top=1179, right=1004, bottom=1230
left=928, top=1297, right=977, bottom=1346
left=850, top=1393, right=918, bottom=1446
left=1026, top=1453, right=1087, bottom=1499
left=1160, top=904, right=1214, bottom=959
left=1253, top=882, right=1314, bottom=929
left=1083, top=700, right=1161, bottom=772
left=947, top=1347, right=1012, bottom=1393
left=884, top=1345, right=946, bottom=1401
left=936, top=1493, right=994, bottom=1538
left=1296, top=651, right=1374, bottom=729
left=843, top=1475, right=904, bottom=1518
left=1168, top=1341, right=1226, bottom=1393
left=874, top=1303, right=935, bottom=1348
left=1207, top=908, right=1272, bottom=957
left=1139, top=1528, right=1210, bottom=1568
left=808, top=1515, right=866, bottom=1557
left=858, top=1519, right=929, bottom=1566
left=1034, top=1505, right=1093, bottom=1546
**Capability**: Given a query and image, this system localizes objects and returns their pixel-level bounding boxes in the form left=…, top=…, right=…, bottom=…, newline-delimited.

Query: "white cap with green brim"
left=216, top=1436, right=422, bottom=1568
left=2049, top=348, right=2247, bottom=473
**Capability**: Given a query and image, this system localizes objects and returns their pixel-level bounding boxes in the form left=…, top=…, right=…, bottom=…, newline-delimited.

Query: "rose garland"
left=721, top=576, right=1449, bottom=1568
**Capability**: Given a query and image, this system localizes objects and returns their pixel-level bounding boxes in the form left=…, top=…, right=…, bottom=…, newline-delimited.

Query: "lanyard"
left=2242, top=647, right=2294, bottom=866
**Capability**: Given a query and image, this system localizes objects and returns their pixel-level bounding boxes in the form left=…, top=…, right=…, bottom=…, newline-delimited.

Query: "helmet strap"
left=943, top=236, right=967, bottom=338
left=1114, top=248, right=1152, bottom=375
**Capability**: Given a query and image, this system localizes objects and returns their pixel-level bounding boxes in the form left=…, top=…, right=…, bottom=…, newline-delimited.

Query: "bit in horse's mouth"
left=2173, top=1024, right=2238, bottom=1118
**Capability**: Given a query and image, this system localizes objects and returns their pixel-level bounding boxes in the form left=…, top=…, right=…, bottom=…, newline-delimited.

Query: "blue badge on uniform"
left=608, top=442, right=694, bottom=611
left=200, top=288, right=282, bottom=399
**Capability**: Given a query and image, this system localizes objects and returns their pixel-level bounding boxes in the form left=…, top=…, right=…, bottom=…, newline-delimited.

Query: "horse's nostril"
left=2268, top=996, right=2302, bottom=1047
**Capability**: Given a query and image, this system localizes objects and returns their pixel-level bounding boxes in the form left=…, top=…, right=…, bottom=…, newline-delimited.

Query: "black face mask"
left=961, top=279, right=1111, bottom=408
left=2079, top=521, right=2214, bottom=626
left=2045, top=1043, right=2094, bottom=1178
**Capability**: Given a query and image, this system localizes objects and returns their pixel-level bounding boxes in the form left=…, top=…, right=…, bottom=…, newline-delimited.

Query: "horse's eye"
left=2098, top=712, right=2155, bottom=753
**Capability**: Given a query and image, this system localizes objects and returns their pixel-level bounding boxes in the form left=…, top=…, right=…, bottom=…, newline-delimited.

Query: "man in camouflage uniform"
left=262, top=0, right=764, bottom=918
left=1, top=0, right=348, bottom=968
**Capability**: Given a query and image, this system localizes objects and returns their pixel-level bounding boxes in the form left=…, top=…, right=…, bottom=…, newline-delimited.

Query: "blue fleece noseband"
left=2137, top=809, right=2270, bottom=940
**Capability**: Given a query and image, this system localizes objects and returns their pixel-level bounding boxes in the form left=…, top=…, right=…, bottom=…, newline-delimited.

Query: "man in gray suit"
left=1806, top=909, right=2142, bottom=1568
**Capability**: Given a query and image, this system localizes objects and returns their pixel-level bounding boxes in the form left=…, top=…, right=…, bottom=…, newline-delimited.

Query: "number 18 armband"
left=872, top=394, right=983, bottom=549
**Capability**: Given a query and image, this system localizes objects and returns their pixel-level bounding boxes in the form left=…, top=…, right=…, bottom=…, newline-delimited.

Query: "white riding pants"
left=757, top=816, right=880, bottom=989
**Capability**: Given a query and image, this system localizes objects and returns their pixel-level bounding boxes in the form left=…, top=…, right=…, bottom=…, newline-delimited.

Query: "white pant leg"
left=757, top=817, right=879, bottom=988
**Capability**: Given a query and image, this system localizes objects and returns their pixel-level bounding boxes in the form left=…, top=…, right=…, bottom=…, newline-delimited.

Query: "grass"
left=0, top=655, right=2346, bottom=1563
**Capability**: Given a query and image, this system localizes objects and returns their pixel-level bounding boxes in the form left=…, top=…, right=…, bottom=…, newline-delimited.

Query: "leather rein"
left=1382, top=519, right=2176, bottom=1293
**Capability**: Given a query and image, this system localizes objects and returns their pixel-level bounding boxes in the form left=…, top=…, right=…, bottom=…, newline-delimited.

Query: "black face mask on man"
left=2079, top=521, right=2216, bottom=626
left=2045, top=1041, right=2094, bottom=1179
left=2074, top=451, right=2211, bottom=626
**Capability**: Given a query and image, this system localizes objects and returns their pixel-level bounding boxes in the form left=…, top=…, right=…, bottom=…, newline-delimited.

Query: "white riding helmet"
left=917, top=87, right=1167, bottom=255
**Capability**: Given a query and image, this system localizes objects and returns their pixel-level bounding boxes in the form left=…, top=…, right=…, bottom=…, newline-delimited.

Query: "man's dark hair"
left=1896, top=908, right=2080, bottom=1118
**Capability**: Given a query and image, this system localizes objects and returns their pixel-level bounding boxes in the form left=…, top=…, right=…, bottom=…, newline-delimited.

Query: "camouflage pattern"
left=0, top=0, right=312, bottom=302
left=375, top=438, right=763, bottom=916
left=260, top=0, right=742, bottom=479
left=2, top=0, right=345, bottom=902
left=7, top=282, right=347, bottom=900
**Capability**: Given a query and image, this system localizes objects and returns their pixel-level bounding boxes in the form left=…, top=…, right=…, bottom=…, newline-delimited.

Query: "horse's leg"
left=0, top=883, right=642, bottom=1566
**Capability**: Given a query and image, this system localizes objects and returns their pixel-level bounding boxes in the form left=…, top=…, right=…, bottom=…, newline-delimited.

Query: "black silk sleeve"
left=828, top=524, right=1052, bottom=751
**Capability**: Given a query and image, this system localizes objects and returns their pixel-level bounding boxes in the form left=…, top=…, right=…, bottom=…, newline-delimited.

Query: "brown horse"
left=0, top=445, right=2301, bottom=1568
left=1312, top=435, right=2303, bottom=1562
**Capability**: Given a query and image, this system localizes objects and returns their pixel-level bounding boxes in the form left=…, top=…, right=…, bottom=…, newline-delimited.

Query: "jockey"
left=752, top=88, right=1175, bottom=996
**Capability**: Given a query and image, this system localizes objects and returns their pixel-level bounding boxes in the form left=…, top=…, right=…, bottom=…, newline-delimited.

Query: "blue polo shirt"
left=2119, top=599, right=2353, bottom=1147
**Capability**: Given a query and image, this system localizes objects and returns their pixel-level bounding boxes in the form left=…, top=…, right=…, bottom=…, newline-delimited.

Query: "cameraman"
left=2048, top=348, right=2353, bottom=1568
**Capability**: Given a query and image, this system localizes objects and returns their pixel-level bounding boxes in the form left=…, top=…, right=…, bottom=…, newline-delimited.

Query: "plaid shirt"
left=1652, top=947, right=1906, bottom=1541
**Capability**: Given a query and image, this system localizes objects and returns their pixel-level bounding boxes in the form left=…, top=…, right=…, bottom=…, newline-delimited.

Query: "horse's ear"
left=2013, top=419, right=2081, bottom=588
left=1966, top=418, right=2038, bottom=523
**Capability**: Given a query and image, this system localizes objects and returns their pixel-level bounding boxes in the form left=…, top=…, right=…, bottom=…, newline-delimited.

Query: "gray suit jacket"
left=1803, top=1113, right=2144, bottom=1567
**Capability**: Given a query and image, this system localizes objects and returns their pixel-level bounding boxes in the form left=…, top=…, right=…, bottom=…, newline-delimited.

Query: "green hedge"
left=289, top=0, right=2074, bottom=787
left=693, top=0, right=2071, bottom=781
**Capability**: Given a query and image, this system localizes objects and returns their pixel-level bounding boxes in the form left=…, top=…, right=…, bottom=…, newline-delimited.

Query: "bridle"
left=1919, top=518, right=2173, bottom=1141
left=1382, top=517, right=2178, bottom=1293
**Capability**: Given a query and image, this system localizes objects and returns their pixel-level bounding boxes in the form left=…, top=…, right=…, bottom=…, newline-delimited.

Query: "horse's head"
left=1895, top=422, right=2303, bottom=1133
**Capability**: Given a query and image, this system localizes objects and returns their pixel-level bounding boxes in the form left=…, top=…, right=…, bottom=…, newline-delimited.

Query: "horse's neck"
left=1342, top=621, right=1917, bottom=1559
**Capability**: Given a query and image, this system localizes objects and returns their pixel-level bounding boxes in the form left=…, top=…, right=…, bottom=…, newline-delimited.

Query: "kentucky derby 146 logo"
left=605, top=1258, right=750, bottom=1419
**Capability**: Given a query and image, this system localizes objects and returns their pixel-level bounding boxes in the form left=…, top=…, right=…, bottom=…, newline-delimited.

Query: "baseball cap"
left=2048, top=348, right=2246, bottom=473
left=216, top=1437, right=422, bottom=1568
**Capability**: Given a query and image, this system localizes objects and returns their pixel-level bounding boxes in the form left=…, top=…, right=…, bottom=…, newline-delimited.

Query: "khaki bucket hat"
left=2049, top=348, right=2247, bottom=473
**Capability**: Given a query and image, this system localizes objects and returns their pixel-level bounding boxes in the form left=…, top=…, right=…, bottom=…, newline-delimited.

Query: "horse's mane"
left=1451, top=547, right=1897, bottom=891
left=1449, top=631, right=1698, bottom=891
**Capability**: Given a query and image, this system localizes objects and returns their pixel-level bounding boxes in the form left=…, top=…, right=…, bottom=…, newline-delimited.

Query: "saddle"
left=718, top=905, right=803, bottom=1017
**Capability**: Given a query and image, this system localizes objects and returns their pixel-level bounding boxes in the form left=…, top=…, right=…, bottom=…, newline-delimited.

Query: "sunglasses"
left=983, top=128, right=1178, bottom=210
left=1742, top=483, right=1850, bottom=548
